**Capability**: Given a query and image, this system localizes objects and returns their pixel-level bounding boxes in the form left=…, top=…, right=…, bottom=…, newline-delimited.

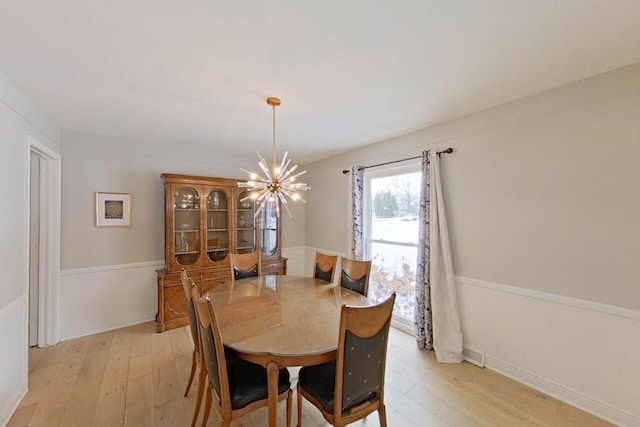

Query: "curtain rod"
left=341, top=147, right=453, bottom=174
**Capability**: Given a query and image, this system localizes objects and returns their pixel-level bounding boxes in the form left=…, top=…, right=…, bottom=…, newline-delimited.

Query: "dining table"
left=205, top=274, right=371, bottom=427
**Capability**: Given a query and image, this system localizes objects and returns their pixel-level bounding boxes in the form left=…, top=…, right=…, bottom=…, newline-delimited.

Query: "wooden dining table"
left=205, top=274, right=370, bottom=427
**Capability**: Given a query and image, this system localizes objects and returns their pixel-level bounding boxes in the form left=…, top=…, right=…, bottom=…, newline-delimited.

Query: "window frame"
left=363, top=160, right=421, bottom=335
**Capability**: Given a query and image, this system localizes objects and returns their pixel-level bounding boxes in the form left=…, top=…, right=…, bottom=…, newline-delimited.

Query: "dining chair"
left=339, top=257, right=372, bottom=297
left=191, top=286, right=292, bottom=427
left=229, top=251, right=261, bottom=280
left=313, top=251, right=338, bottom=283
left=297, top=293, right=396, bottom=427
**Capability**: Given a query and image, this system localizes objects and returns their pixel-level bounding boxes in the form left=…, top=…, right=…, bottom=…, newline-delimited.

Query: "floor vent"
left=463, top=347, right=485, bottom=368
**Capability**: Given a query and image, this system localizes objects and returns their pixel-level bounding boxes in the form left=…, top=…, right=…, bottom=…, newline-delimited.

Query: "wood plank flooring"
left=9, top=322, right=612, bottom=427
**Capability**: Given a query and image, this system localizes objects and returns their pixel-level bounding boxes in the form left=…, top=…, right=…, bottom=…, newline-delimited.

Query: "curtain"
left=350, top=165, right=364, bottom=259
left=415, top=150, right=463, bottom=363
left=415, top=151, right=433, bottom=350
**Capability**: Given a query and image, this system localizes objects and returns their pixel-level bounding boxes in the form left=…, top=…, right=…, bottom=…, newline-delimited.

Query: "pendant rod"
left=341, top=147, right=453, bottom=174
left=272, top=102, right=276, bottom=174
left=266, top=97, right=281, bottom=176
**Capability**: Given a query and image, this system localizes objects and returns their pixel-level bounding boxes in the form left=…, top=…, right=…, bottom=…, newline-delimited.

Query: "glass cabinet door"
left=206, top=189, right=229, bottom=262
left=173, top=187, right=201, bottom=266
left=260, top=201, right=278, bottom=257
left=236, top=191, right=256, bottom=254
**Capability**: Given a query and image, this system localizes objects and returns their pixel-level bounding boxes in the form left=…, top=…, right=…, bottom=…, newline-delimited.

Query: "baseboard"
left=485, top=355, right=640, bottom=427
left=0, top=386, right=27, bottom=427
left=60, top=312, right=157, bottom=341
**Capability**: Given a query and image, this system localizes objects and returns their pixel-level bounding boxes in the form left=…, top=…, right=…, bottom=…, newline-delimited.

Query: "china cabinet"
left=156, top=173, right=287, bottom=332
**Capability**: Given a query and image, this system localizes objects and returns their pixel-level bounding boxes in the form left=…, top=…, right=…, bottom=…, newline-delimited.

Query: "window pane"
left=370, top=172, right=420, bottom=244
left=369, top=241, right=417, bottom=321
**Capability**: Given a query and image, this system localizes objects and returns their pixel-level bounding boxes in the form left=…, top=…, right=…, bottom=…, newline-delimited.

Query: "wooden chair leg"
left=378, top=403, right=387, bottom=427
left=296, top=382, right=303, bottom=427
left=191, top=368, right=206, bottom=427
left=286, top=389, right=292, bottom=427
left=201, top=387, right=213, bottom=427
left=185, top=349, right=197, bottom=396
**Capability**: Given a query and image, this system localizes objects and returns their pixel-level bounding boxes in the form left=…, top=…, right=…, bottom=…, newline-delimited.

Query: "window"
left=364, top=162, right=421, bottom=331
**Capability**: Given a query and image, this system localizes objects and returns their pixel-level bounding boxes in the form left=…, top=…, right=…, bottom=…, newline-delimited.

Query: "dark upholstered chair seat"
left=227, top=358, right=290, bottom=410
left=299, top=361, right=375, bottom=413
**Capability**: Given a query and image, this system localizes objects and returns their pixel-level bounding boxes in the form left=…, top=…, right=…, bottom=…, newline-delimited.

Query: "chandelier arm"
left=240, top=168, right=261, bottom=179
left=282, top=169, right=307, bottom=183
left=254, top=201, right=266, bottom=219
left=257, top=160, right=272, bottom=180
left=278, top=151, right=288, bottom=175
left=280, top=158, right=291, bottom=176
left=280, top=164, right=298, bottom=180
left=278, top=193, right=293, bottom=218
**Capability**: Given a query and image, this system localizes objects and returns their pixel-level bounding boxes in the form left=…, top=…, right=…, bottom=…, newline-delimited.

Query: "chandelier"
left=238, top=97, right=310, bottom=218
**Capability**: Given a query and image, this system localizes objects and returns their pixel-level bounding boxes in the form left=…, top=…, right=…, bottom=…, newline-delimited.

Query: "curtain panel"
left=350, top=165, right=364, bottom=260
left=415, top=149, right=463, bottom=362
left=415, top=150, right=433, bottom=350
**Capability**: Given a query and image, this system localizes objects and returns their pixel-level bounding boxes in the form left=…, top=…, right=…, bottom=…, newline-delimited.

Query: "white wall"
left=0, top=68, right=59, bottom=426
left=304, top=63, right=640, bottom=424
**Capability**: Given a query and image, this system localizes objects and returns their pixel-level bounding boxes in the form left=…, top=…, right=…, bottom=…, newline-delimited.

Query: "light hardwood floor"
left=9, top=321, right=612, bottom=427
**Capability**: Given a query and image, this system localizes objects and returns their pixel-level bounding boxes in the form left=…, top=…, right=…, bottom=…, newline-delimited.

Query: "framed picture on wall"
left=95, top=192, right=132, bottom=227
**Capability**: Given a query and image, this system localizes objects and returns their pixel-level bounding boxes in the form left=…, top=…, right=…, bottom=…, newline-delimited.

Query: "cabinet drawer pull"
left=269, top=264, right=278, bottom=269
left=168, top=305, right=184, bottom=315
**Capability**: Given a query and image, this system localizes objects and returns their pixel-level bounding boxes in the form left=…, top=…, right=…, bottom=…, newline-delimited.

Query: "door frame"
left=26, top=134, right=61, bottom=347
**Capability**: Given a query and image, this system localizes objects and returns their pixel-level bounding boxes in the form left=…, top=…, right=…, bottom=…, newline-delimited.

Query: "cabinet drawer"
left=201, top=269, right=229, bottom=281
left=162, top=274, right=183, bottom=286
left=262, top=259, right=286, bottom=275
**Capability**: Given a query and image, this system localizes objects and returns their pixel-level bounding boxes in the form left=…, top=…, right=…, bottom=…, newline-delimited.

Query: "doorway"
left=27, top=135, right=61, bottom=347
left=29, top=151, right=42, bottom=346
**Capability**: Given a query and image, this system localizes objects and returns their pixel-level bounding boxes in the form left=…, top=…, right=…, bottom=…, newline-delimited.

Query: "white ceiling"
left=1, top=1, right=639, bottom=164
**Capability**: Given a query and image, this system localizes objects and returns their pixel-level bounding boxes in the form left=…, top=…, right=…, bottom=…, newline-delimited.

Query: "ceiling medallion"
left=238, top=97, right=309, bottom=218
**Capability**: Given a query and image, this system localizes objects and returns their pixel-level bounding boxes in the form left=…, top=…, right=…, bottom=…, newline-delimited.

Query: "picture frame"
left=95, top=192, right=132, bottom=227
